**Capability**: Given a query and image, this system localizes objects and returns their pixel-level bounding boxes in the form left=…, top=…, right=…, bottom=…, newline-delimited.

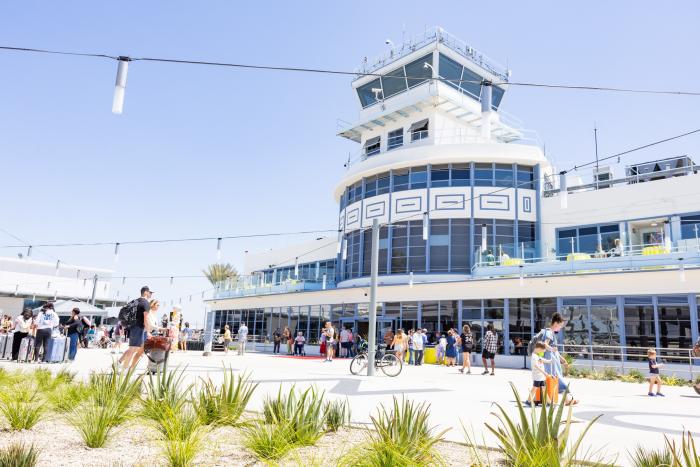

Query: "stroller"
left=144, top=333, right=171, bottom=374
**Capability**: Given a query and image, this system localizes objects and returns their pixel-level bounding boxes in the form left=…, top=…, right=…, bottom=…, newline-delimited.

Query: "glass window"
left=509, top=298, right=532, bottom=354
left=491, top=86, right=505, bottom=110
left=474, top=219, right=493, bottom=259
left=561, top=302, right=590, bottom=358
left=404, top=54, right=433, bottom=89
left=357, top=78, right=382, bottom=107
left=494, top=164, right=514, bottom=187
left=400, top=302, right=419, bottom=330
left=408, top=220, right=426, bottom=273
left=516, top=166, right=534, bottom=189
left=390, top=224, right=407, bottom=273
left=384, top=302, right=400, bottom=319
left=599, top=224, right=620, bottom=252
left=438, top=54, right=462, bottom=91
left=474, top=163, right=493, bottom=186
left=495, top=220, right=515, bottom=257
left=450, top=219, right=469, bottom=272
left=365, top=138, right=381, bottom=157
left=364, top=175, right=377, bottom=198
left=393, top=169, right=409, bottom=192
left=381, top=66, right=407, bottom=98
left=451, top=163, right=470, bottom=186
left=557, top=229, right=577, bottom=256
left=440, top=301, right=459, bottom=333
left=460, top=66, right=482, bottom=99
left=429, top=219, right=449, bottom=272
left=590, top=299, right=620, bottom=358
left=578, top=227, right=598, bottom=254
left=388, top=128, right=403, bottom=150
left=377, top=172, right=390, bottom=194
left=421, top=301, right=439, bottom=338
left=624, top=298, right=655, bottom=357
left=410, top=120, right=429, bottom=141
left=681, top=215, right=700, bottom=240
left=430, top=165, right=450, bottom=188
left=410, top=166, right=427, bottom=189
left=344, top=230, right=361, bottom=279
left=533, top=297, right=557, bottom=333
left=657, top=296, right=692, bottom=350
left=461, top=301, right=482, bottom=351
left=518, top=221, right=536, bottom=258
left=363, top=225, right=388, bottom=276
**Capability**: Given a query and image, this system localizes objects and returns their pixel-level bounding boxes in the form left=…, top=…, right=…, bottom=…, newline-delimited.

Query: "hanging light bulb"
left=409, top=271, right=414, bottom=288
left=55, top=260, right=61, bottom=275
left=559, top=171, right=568, bottom=209
left=216, top=238, right=222, bottom=260
left=114, top=243, right=120, bottom=263
left=422, top=212, right=429, bottom=241
left=112, top=57, right=130, bottom=114
left=679, top=259, right=686, bottom=282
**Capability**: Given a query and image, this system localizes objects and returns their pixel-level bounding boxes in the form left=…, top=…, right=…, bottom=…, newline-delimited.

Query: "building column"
left=503, top=298, right=510, bottom=356
left=617, top=296, right=627, bottom=361
left=689, top=294, right=699, bottom=350
left=534, top=164, right=542, bottom=258
left=652, top=296, right=661, bottom=350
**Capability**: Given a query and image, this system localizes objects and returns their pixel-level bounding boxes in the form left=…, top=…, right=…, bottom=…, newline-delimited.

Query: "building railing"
left=214, top=278, right=337, bottom=299
left=472, top=241, right=700, bottom=278
left=354, top=26, right=509, bottom=82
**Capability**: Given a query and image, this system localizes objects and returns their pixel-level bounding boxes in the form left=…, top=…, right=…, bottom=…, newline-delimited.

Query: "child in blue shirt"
left=525, top=342, right=552, bottom=406
left=647, top=349, right=664, bottom=397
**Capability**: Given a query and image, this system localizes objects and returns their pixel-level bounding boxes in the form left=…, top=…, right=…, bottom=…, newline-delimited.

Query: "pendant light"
left=112, top=57, right=130, bottom=114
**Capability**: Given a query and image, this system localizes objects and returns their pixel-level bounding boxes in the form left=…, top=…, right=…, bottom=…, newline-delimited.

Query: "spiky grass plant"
left=0, top=399, right=44, bottom=431
left=47, top=382, right=91, bottom=413
left=628, top=445, right=673, bottom=467
left=161, top=435, right=203, bottom=467
left=88, top=362, right=143, bottom=415
left=323, top=398, right=351, bottom=432
left=242, top=421, right=294, bottom=462
left=68, top=400, right=126, bottom=448
left=262, top=385, right=326, bottom=446
left=665, top=431, right=699, bottom=467
left=340, top=397, right=447, bottom=466
left=192, top=368, right=257, bottom=427
left=142, top=365, right=191, bottom=422
left=486, top=382, right=605, bottom=466
left=0, top=443, right=38, bottom=467
left=153, top=407, right=203, bottom=442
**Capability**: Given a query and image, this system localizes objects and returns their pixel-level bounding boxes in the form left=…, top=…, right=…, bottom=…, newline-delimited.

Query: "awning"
left=409, top=118, right=429, bottom=132
left=363, top=136, right=380, bottom=148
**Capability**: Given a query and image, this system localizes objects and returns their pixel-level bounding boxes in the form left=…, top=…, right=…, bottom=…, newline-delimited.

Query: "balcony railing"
left=472, top=241, right=700, bottom=278
left=214, top=278, right=337, bottom=299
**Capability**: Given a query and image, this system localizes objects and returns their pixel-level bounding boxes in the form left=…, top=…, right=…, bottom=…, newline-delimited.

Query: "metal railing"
left=214, top=278, right=336, bottom=299
left=558, top=343, right=698, bottom=381
left=354, top=26, right=509, bottom=82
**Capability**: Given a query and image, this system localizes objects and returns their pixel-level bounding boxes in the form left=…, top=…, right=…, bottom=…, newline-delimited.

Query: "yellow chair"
left=502, top=257, right=524, bottom=266
left=566, top=252, right=591, bottom=261
left=642, top=246, right=670, bottom=255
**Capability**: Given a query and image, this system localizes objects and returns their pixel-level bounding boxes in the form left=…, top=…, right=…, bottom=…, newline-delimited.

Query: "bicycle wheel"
left=350, top=353, right=368, bottom=375
left=379, top=353, right=402, bottom=377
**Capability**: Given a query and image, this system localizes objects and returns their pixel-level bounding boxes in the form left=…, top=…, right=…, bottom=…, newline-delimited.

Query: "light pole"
left=367, top=218, right=380, bottom=376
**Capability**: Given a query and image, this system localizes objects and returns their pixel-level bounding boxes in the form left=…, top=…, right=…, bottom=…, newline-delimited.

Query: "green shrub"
left=192, top=368, right=257, bottom=427
left=601, top=367, right=619, bottom=381
left=154, top=407, right=202, bottom=442
left=142, top=365, right=191, bottom=422
left=628, top=445, right=672, bottom=467
left=47, top=382, right=91, bottom=413
left=323, top=398, right=350, bottom=432
left=485, top=382, right=604, bottom=466
left=561, top=353, right=575, bottom=366
left=0, top=443, right=38, bottom=467
left=576, top=367, right=592, bottom=379
left=162, top=435, right=203, bottom=467
left=665, top=430, right=699, bottom=466
left=0, top=400, right=44, bottom=431
left=661, top=374, right=686, bottom=387
left=626, top=369, right=646, bottom=383
left=262, top=386, right=325, bottom=446
left=243, top=421, right=294, bottom=462
left=88, top=362, right=143, bottom=414
left=3, top=382, right=39, bottom=404
left=68, top=400, right=126, bottom=448
left=340, top=397, right=447, bottom=466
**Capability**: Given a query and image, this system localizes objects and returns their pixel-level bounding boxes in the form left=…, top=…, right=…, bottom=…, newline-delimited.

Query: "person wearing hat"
left=34, top=303, right=59, bottom=362
left=119, top=286, right=154, bottom=370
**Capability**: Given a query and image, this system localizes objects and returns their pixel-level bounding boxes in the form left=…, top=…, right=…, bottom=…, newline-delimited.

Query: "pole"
left=367, top=219, right=380, bottom=376
left=90, top=274, right=98, bottom=306
left=594, top=124, right=599, bottom=189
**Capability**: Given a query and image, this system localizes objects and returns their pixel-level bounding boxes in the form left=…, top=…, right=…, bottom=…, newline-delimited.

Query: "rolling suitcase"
left=1, top=333, right=14, bottom=360
left=17, top=337, right=33, bottom=363
left=45, top=336, right=68, bottom=363
left=534, top=375, right=559, bottom=404
left=0, top=334, right=8, bottom=360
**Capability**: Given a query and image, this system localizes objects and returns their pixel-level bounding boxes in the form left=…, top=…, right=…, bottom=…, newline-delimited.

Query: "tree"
left=203, top=263, right=239, bottom=286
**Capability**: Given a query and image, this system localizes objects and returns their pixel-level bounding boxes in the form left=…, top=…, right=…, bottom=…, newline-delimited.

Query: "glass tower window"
left=494, top=164, right=514, bottom=187
left=357, top=78, right=382, bottom=107
left=409, top=166, right=428, bottom=189
left=410, top=119, right=429, bottom=141
left=460, top=66, right=482, bottom=99
left=491, top=86, right=505, bottom=109
left=381, top=66, right=408, bottom=98
left=393, top=169, right=409, bottom=192
left=561, top=299, right=590, bottom=351
left=509, top=298, right=532, bottom=352
left=474, top=163, right=493, bottom=186
left=364, top=175, right=377, bottom=198
left=657, top=296, right=692, bottom=350
left=590, top=298, right=620, bottom=358
left=429, top=219, right=449, bottom=272
left=517, top=165, right=534, bottom=189
left=680, top=215, right=700, bottom=239
left=438, top=54, right=462, bottom=91
left=450, top=219, right=469, bottom=272
left=377, top=173, right=390, bottom=195
left=364, top=137, right=380, bottom=157
left=430, top=165, right=450, bottom=187
left=390, top=221, right=426, bottom=273
left=387, top=128, right=403, bottom=150
left=451, top=164, right=470, bottom=186
left=405, top=54, right=433, bottom=89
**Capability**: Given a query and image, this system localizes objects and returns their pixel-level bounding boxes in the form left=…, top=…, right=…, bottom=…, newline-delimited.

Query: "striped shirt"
left=483, top=330, right=498, bottom=354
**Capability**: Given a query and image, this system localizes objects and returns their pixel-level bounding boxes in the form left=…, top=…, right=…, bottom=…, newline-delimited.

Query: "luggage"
left=45, top=336, right=68, bottom=363
left=144, top=336, right=170, bottom=352
left=145, top=336, right=171, bottom=374
left=17, top=337, right=33, bottom=363
left=0, top=334, right=13, bottom=360
left=534, top=375, right=559, bottom=404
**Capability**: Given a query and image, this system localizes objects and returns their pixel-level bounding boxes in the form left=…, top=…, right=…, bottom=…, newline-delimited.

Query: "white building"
left=206, top=27, right=700, bottom=362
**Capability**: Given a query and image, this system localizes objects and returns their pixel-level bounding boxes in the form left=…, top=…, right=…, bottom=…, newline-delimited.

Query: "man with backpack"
left=118, top=286, right=153, bottom=370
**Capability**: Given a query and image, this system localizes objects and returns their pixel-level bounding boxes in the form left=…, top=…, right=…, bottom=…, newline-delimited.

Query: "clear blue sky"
left=1, top=1, right=699, bottom=323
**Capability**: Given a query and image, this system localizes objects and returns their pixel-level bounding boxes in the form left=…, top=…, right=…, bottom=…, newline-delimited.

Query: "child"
left=647, top=349, right=664, bottom=397
left=437, top=334, right=447, bottom=365
left=294, top=331, right=306, bottom=356
left=525, top=342, right=552, bottom=407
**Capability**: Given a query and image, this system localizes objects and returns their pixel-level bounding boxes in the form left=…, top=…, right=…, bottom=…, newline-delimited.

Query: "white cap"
left=173, top=304, right=183, bottom=310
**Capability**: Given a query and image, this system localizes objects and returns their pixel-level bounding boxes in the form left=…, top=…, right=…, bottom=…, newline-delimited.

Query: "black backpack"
left=118, top=299, right=140, bottom=327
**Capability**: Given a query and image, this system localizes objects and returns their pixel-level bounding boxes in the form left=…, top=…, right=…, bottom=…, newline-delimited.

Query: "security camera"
left=385, top=39, right=395, bottom=49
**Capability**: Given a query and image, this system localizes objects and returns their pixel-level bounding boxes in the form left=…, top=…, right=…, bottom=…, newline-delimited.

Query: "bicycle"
left=349, top=340, right=402, bottom=377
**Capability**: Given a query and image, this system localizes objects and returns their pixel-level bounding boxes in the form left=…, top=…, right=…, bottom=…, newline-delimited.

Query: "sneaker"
left=648, top=392, right=655, bottom=397
left=458, top=368, right=464, bottom=374
left=482, top=370, right=489, bottom=375
left=524, top=400, right=532, bottom=407
left=490, top=372, right=495, bottom=376
left=467, top=370, right=471, bottom=374
left=656, top=392, right=665, bottom=397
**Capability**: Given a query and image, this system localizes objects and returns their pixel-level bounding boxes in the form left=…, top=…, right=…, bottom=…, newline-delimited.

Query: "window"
left=495, top=220, right=515, bottom=257
left=533, top=297, right=557, bottom=333
left=377, top=172, right=390, bottom=195
left=388, top=128, right=403, bottom=150
left=599, top=224, right=620, bottom=251
left=430, top=165, right=450, bottom=188
left=450, top=219, right=469, bottom=272
left=357, top=78, right=382, bottom=107
left=362, top=226, right=388, bottom=276
left=390, top=224, right=407, bottom=273
left=557, top=229, right=577, bottom=256
left=509, top=298, right=532, bottom=353
left=657, top=296, right=692, bottom=350
left=556, top=224, right=621, bottom=256
left=516, top=165, right=534, bottom=189
left=494, top=164, right=514, bottom=187
left=390, top=221, right=425, bottom=274
left=518, top=221, right=536, bottom=258
left=474, top=163, right=493, bottom=186
left=409, top=166, right=427, bottom=189
left=349, top=181, right=363, bottom=204
left=421, top=301, right=439, bottom=337
left=392, top=169, right=409, bottom=192
left=410, top=119, right=429, bottom=141
left=578, top=227, right=598, bottom=253
left=451, top=164, right=470, bottom=186
left=590, top=298, right=620, bottom=358
left=681, top=215, right=700, bottom=240
left=381, top=66, right=408, bottom=98
left=364, top=136, right=380, bottom=157
left=623, top=297, right=655, bottom=355
left=344, top=231, right=361, bottom=279
left=440, top=301, right=459, bottom=333
left=429, top=219, right=449, bottom=272
left=438, top=54, right=462, bottom=91
left=491, top=86, right=505, bottom=110
left=364, top=175, right=377, bottom=198
left=400, top=302, right=419, bottom=330
left=408, top=220, right=426, bottom=272
left=460, top=66, right=482, bottom=99
left=561, top=299, right=590, bottom=352
left=461, top=300, right=482, bottom=351
left=404, top=54, right=433, bottom=89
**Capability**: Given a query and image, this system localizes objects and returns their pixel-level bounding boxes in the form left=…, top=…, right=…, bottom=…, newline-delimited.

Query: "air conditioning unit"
left=593, top=166, right=612, bottom=188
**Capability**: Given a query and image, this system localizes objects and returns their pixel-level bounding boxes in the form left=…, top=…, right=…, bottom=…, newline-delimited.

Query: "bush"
left=626, top=369, right=646, bottom=383
left=665, top=430, right=699, bottom=466
left=340, top=397, right=447, bottom=466
left=485, top=382, right=604, bottom=466
left=0, top=443, right=38, bottom=467
left=0, top=400, right=44, bottom=431
left=243, top=422, right=294, bottom=461
left=661, top=374, right=686, bottom=387
left=601, top=367, right=619, bottom=381
left=154, top=407, right=202, bottom=442
left=47, top=382, right=91, bottom=413
left=142, top=365, right=191, bottom=422
left=162, top=436, right=203, bottom=467
left=262, top=386, right=325, bottom=446
left=88, top=362, right=143, bottom=414
left=192, top=369, right=257, bottom=427
left=68, top=400, right=128, bottom=448
left=628, top=445, right=672, bottom=467
left=576, top=367, right=592, bottom=379
left=323, top=398, right=350, bottom=432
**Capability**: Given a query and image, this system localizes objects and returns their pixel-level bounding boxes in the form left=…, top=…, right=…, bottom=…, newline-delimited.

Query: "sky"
left=1, top=1, right=699, bottom=324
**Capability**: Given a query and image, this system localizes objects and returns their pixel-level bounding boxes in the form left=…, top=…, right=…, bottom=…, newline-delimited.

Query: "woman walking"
left=391, top=329, right=407, bottom=362
left=282, top=327, right=292, bottom=355
left=11, top=308, right=34, bottom=361
left=445, top=329, right=457, bottom=367
left=223, top=325, right=232, bottom=354
left=459, top=324, right=473, bottom=374
left=64, top=307, right=88, bottom=362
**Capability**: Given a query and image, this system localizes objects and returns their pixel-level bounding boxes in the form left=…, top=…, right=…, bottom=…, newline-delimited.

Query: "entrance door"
left=353, top=318, right=396, bottom=347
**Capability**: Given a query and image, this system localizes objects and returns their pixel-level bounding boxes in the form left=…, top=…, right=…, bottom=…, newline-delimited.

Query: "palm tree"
left=203, top=263, right=239, bottom=287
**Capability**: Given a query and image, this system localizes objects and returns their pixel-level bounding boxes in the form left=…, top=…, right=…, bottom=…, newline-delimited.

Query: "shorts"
left=128, top=326, right=145, bottom=347
left=533, top=380, right=546, bottom=388
left=648, top=373, right=660, bottom=380
left=394, top=344, right=404, bottom=353
left=461, top=346, right=473, bottom=353
left=482, top=350, right=495, bottom=359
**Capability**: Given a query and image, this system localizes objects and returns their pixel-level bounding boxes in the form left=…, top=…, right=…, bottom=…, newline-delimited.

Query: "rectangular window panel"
left=430, top=164, right=450, bottom=187
left=680, top=215, right=700, bottom=239
left=400, top=302, right=418, bottom=330
left=516, top=166, right=534, bottom=189
left=624, top=303, right=655, bottom=359
left=357, top=78, right=382, bottom=107
left=364, top=176, right=377, bottom=198
left=533, top=298, right=557, bottom=335
left=410, top=166, right=428, bottom=189
left=509, top=298, right=532, bottom=353
left=657, top=300, right=692, bottom=353
left=460, top=66, right=482, bottom=100
left=438, top=54, right=462, bottom=90
left=429, top=219, right=449, bottom=272
left=451, top=164, right=470, bottom=187
left=381, top=67, right=408, bottom=98
left=408, top=220, right=426, bottom=273
left=491, top=86, right=505, bottom=110
left=404, top=54, right=433, bottom=89
left=387, top=128, right=403, bottom=150
left=393, top=169, right=409, bottom=192
left=440, top=301, right=459, bottom=333
left=578, top=226, right=598, bottom=254
left=561, top=304, right=590, bottom=360
left=377, top=172, right=391, bottom=194
left=590, top=303, right=620, bottom=358
left=494, top=164, right=514, bottom=187
left=450, top=219, right=469, bottom=272
left=421, top=301, right=439, bottom=337
left=474, top=163, right=493, bottom=186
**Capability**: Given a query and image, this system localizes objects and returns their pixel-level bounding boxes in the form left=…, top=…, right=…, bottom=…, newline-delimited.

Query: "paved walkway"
left=3, top=349, right=699, bottom=466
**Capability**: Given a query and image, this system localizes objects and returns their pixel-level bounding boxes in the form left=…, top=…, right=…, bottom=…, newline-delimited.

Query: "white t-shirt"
left=36, top=311, right=59, bottom=330
left=340, top=329, right=350, bottom=343
left=412, top=333, right=424, bottom=350
left=238, top=325, right=248, bottom=339
left=324, top=327, right=335, bottom=343
left=14, top=316, right=33, bottom=333
left=531, top=354, right=547, bottom=382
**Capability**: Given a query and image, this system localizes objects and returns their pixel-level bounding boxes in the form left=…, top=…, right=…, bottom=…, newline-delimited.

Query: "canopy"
left=33, top=299, right=106, bottom=315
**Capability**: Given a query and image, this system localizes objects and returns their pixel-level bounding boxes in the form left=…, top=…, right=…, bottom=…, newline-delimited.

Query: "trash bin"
left=424, top=346, right=437, bottom=364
